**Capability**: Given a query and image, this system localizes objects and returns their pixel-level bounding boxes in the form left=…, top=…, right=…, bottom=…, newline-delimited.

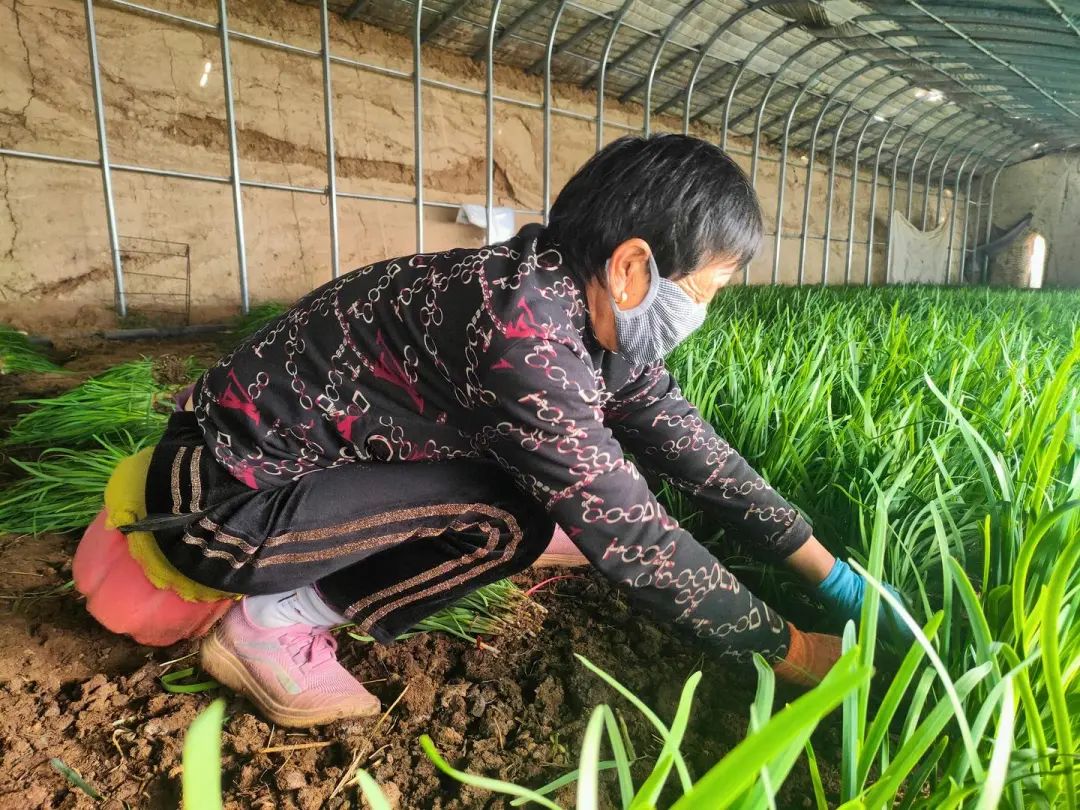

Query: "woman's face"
left=584, top=238, right=740, bottom=353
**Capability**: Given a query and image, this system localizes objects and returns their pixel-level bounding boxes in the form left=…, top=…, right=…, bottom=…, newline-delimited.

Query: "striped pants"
left=143, top=413, right=554, bottom=644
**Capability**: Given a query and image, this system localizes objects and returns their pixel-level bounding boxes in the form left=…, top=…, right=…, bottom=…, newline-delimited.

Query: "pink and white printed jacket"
left=193, top=225, right=811, bottom=661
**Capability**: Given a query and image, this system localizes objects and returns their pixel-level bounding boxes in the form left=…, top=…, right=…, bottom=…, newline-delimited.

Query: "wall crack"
left=2, top=159, right=19, bottom=265
left=12, top=0, right=38, bottom=125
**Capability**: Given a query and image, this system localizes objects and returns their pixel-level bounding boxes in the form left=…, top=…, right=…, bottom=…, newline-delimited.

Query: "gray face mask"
left=609, top=254, right=708, bottom=367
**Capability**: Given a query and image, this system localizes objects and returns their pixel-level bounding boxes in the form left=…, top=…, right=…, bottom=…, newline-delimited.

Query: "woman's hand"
left=815, top=559, right=914, bottom=646
left=772, top=623, right=842, bottom=687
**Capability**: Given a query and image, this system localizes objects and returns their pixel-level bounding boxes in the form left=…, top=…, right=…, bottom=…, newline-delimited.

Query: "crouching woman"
left=76, top=135, right=889, bottom=728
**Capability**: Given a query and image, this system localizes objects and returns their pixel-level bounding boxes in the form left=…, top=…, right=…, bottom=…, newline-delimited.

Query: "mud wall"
left=991, top=153, right=1080, bottom=287
left=1, top=0, right=934, bottom=332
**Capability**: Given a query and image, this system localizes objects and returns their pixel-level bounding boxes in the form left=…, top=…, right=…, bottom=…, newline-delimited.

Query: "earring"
left=620, top=291, right=629, bottom=303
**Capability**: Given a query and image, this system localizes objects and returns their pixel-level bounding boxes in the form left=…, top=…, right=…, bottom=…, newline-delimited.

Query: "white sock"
left=244, top=586, right=348, bottom=629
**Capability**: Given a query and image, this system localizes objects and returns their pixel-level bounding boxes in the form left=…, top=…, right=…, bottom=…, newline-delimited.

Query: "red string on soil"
left=525, top=575, right=587, bottom=597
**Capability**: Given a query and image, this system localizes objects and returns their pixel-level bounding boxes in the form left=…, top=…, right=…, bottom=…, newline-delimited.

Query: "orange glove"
left=772, top=623, right=842, bottom=687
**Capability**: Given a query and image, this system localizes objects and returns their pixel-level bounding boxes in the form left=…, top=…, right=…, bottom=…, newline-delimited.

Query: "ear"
left=606, top=238, right=652, bottom=307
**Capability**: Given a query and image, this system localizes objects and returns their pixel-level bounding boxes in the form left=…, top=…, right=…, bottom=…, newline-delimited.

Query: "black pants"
left=143, top=413, right=554, bottom=644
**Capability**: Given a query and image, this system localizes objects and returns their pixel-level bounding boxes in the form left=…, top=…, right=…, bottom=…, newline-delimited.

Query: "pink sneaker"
left=201, top=602, right=380, bottom=727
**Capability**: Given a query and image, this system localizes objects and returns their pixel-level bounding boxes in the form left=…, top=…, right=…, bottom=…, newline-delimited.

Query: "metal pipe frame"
left=217, top=0, right=249, bottom=313
left=982, top=144, right=1031, bottom=282
left=8, top=0, right=1072, bottom=319
left=413, top=0, right=424, bottom=250
left=967, top=144, right=1015, bottom=282
left=944, top=134, right=1013, bottom=283
left=526, top=9, right=603, bottom=74
left=319, top=0, right=340, bottom=278
left=863, top=98, right=922, bottom=285
left=906, top=123, right=981, bottom=226
left=841, top=86, right=912, bottom=283
left=475, top=1, right=546, bottom=61
left=748, top=38, right=830, bottom=188
left=720, top=22, right=798, bottom=153
left=902, top=1, right=1080, bottom=128
left=485, top=0, right=503, bottom=243
left=626, top=0, right=801, bottom=106
left=965, top=139, right=1038, bottom=284
left=935, top=140, right=972, bottom=228
left=774, top=53, right=869, bottom=284
left=677, top=0, right=789, bottom=134
left=883, top=123, right=920, bottom=282
left=543, top=1, right=570, bottom=220
left=818, top=75, right=903, bottom=285
left=795, top=65, right=898, bottom=286
left=906, top=109, right=969, bottom=218
left=640, top=0, right=707, bottom=136
left=84, top=0, right=127, bottom=317
left=595, top=0, right=635, bottom=150
left=950, top=141, right=1015, bottom=287
left=920, top=116, right=977, bottom=229
left=963, top=142, right=1028, bottom=285
left=799, top=3, right=1052, bottom=129
left=968, top=169, right=990, bottom=280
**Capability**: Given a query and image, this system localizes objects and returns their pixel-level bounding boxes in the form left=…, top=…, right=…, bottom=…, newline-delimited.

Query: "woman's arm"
left=604, top=359, right=817, bottom=568
left=472, top=338, right=798, bottom=666
left=603, top=361, right=911, bottom=644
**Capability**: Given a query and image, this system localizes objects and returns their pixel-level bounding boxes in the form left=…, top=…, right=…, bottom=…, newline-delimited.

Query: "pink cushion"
left=73, top=510, right=232, bottom=646
left=534, top=525, right=589, bottom=567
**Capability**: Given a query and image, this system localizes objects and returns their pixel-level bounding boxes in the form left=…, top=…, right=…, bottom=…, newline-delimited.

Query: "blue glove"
left=815, top=559, right=914, bottom=646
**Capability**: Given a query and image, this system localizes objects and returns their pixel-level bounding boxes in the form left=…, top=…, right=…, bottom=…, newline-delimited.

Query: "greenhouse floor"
left=0, top=339, right=839, bottom=809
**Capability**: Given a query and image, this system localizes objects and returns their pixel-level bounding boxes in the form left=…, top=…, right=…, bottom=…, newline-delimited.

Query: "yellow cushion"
left=104, top=447, right=238, bottom=603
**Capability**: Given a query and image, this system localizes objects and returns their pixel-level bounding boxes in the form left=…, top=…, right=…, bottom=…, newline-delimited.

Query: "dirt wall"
left=991, top=152, right=1080, bottom=287
left=2, top=0, right=932, bottom=332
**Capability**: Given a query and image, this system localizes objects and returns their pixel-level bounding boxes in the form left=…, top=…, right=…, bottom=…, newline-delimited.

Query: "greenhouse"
left=0, top=0, right=1077, bottom=807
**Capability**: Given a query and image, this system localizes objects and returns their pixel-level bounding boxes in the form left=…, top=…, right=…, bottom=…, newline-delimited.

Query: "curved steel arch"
left=905, top=109, right=972, bottom=219
left=861, top=97, right=922, bottom=285
left=674, top=0, right=805, bottom=132
left=771, top=51, right=867, bottom=284
left=794, top=63, right=900, bottom=284
left=839, top=84, right=913, bottom=283
left=964, top=138, right=1029, bottom=281
left=542, top=0, right=571, bottom=221
left=629, top=0, right=797, bottom=106
left=719, top=21, right=799, bottom=153
left=748, top=37, right=834, bottom=187
left=594, top=0, right=635, bottom=150
left=947, top=133, right=1016, bottom=283
left=883, top=121, right=922, bottom=282
left=980, top=144, right=1031, bottom=282
left=642, top=0, right=709, bottom=136
left=817, top=74, right=907, bottom=285
left=484, top=0, right=503, bottom=243
left=919, top=115, right=978, bottom=229
left=934, top=138, right=976, bottom=226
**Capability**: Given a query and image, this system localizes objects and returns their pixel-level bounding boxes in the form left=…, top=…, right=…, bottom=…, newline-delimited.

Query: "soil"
left=0, top=339, right=842, bottom=810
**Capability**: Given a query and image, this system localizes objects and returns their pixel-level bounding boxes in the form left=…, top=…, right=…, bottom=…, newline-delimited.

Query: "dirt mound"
left=0, top=339, right=838, bottom=808
left=0, top=537, right=835, bottom=808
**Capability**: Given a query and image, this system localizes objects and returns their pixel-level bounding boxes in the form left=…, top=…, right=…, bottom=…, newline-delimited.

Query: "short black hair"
left=547, top=134, right=763, bottom=283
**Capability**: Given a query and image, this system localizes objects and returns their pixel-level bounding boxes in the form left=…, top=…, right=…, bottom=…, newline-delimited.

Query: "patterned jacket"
left=194, top=225, right=811, bottom=660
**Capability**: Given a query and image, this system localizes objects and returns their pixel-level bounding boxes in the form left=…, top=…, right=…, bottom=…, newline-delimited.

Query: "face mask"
left=609, top=253, right=708, bottom=366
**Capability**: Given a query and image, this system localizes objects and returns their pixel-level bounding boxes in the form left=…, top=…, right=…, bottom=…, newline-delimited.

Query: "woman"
left=120, top=135, right=890, bottom=727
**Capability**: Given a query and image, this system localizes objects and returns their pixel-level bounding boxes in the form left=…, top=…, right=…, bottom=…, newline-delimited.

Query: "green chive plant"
left=4, top=358, right=196, bottom=450
left=0, top=325, right=62, bottom=376
left=665, top=285, right=1080, bottom=808
left=0, top=433, right=152, bottom=535
left=353, top=649, right=871, bottom=809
